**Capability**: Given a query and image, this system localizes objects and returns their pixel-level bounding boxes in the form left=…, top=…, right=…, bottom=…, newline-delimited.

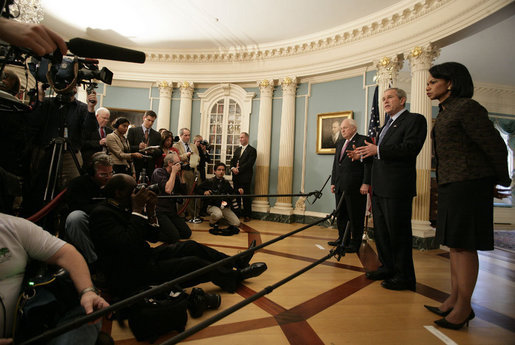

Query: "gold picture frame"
left=316, top=111, right=353, bottom=154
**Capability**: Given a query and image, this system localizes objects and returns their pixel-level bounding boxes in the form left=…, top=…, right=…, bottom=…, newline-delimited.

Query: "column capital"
left=374, top=55, right=403, bottom=86
left=405, top=43, right=440, bottom=73
left=280, top=76, right=297, bottom=96
left=257, top=79, right=275, bottom=97
left=158, top=80, right=172, bottom=89
left=178, top=81, right=195, bottom=98
left=158, top=81, right=173, bottom=98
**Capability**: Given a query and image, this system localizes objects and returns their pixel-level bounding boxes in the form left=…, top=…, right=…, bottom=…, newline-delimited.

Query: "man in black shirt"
left=198, top=162, right=242, bottom=229
left=64, top=153, right=112, bottom=264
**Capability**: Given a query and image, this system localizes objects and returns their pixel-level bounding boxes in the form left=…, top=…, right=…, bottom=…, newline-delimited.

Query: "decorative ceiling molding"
left=146, top=0, right=449, bottom=64
left=101, top=0, right=511, bottom=84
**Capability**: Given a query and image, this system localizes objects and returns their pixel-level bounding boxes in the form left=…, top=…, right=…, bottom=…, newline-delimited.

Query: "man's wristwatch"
left=80, top=286, right=99, bottom=297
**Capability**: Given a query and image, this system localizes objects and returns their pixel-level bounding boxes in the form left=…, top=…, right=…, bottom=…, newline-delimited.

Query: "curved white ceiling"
left=41, top=0, right=400, bottom=50
left=39, top=0, right=514, bottom=87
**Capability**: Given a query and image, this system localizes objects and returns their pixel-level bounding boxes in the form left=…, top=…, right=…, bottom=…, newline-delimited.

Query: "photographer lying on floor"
left=89, top=174, right=266, bottom=299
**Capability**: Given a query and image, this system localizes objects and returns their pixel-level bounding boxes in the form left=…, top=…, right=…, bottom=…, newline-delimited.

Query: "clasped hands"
left=347, top=141, right=377, bottom=160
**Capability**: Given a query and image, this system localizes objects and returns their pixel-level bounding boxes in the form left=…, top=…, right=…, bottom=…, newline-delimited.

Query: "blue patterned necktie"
left=378, top=116, right=393, bottom=145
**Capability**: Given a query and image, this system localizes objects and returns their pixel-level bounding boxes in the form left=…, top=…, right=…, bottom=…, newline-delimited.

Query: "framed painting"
left=108, top=108, right=146, bottom=128
left=316, top=111, right=353, bottom=154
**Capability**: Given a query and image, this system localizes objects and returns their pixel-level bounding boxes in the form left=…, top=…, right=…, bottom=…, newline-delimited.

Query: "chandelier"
left=9, top=0, right=44, bottom=24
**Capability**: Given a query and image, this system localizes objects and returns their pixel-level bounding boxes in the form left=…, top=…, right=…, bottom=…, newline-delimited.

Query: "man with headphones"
left=63, top=153, right=113, bottom=265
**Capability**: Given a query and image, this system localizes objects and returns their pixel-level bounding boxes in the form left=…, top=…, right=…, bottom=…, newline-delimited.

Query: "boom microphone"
left=67, top=38, right=146, bottom=64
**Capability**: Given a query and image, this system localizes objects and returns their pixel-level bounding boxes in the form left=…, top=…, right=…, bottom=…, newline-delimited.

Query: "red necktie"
left=100, top=127, right=105, bottom=138
left=339, top=140, right=349, bottom=161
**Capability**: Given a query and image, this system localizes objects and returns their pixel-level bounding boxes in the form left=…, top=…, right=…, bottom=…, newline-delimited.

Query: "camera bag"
left=127, top=290, right=188, bottom=342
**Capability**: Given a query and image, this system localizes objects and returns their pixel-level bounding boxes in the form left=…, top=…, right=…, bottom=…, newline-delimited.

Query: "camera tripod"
left=42, top=92, right=84, bottom=201
left=43, top=136, right=82, bottom=201
left=188, top=172, right=203, bottom=224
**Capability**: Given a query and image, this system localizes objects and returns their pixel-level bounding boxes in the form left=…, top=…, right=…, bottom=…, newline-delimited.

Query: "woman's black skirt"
left=436, top=177, right=495, bottom=251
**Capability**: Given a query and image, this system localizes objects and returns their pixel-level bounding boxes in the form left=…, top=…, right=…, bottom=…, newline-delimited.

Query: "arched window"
left=199, top=84, right=255, bottom=178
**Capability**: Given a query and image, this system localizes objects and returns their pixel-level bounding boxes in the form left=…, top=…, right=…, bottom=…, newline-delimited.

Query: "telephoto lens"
left=187, top=287, right=221, bottom=318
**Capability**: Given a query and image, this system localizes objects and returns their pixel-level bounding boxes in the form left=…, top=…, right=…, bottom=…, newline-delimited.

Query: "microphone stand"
left=188, top=171, right=202, bottom=224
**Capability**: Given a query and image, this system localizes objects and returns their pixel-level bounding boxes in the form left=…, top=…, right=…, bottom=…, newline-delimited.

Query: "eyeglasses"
left=97, top=172, right=114, bottom=178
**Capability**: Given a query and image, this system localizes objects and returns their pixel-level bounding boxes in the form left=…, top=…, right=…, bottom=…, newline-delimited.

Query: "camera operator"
left=193, top=135, right=211, bottom=182
left=198, top=162, right=242, bottom=231
left=150, top=151, right=192, bottom=243
left=22, top=85, right=97, bottom=214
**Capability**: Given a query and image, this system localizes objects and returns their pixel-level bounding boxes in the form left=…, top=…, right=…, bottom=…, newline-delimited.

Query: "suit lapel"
left=381, top=111, right=408, bottom=144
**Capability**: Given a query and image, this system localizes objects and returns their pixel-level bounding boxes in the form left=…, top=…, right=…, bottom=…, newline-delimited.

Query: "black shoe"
left=244, top=216, right=251, bottom=222
left=327, top=238, right=343, bottom=246
left=240, top=262, right=267, bottom=280
left=365, top=269, right=392, bottom=281
left=381, top=278, right=416, bottom=291
left=434, top=310, right=475, bottom=330
left=187, top=287, right=221, bottom=318
left=236, top=240, right=256, bottom=269
left=424, top=305, right=453, bottom=317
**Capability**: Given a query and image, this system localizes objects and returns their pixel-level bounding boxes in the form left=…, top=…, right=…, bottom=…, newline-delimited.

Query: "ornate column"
left=177, top=81, right=194, bottom=131
left=374, top=55, right=403, bottom=125
left=253, top=79, right=275, bottom=213
left=157, top=81, right=172, bottom=130
left=405, top=44, right=440, bottom=237
left=271, top=77, right=297, bottom=215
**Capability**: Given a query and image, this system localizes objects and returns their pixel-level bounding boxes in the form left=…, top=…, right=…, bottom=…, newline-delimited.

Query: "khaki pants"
left=207, top=205, right=240, bottom=227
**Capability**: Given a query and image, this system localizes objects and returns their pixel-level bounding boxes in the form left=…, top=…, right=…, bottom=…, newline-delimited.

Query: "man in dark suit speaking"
left=329, top=118, right=372, bottom=253
left=127, top=110, right=161, bottom=178
left=354, top=88, right=427, bottom=291
left=230, top=132, right=257, bottom=222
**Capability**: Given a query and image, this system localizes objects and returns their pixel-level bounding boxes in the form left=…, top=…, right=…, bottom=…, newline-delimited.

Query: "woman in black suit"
left=425, top=62, right=511, bottom=329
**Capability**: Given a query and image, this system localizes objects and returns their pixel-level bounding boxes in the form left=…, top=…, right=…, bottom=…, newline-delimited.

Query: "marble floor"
left=104, top=219, right=515, bottom=345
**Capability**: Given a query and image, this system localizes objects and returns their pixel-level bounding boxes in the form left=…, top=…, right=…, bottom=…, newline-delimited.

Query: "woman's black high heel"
left=424, top=305, right=452, bottom=317
left=434, top=310, right=475, bottom=330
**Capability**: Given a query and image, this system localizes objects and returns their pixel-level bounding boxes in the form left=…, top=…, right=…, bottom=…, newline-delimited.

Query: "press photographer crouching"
left=63, top=153, right=113, bottom=266
left=150, top=152, right=192, bottom=243
left=198, top=162, right=242, bottom=232
left=89, top=174, right=267, bottom=299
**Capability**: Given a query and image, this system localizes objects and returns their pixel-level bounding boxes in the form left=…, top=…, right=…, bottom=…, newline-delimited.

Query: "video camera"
left=28, top=55, right=113, bottom=96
